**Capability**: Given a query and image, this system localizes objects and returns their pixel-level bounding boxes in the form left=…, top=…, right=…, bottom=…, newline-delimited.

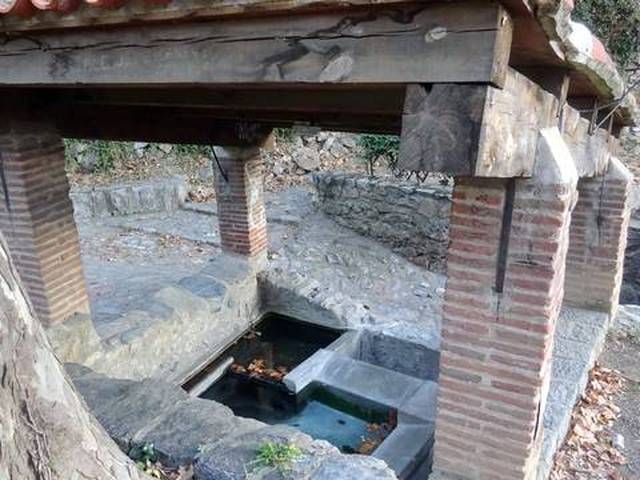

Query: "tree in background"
left=574, top=0, right=640, bottom=76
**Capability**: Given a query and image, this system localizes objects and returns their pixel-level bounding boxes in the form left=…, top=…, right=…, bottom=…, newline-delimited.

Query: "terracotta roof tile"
left=0, top=0, right=165, bottom=16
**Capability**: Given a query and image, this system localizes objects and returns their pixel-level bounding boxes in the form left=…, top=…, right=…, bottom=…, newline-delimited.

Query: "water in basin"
left=192, top=314, right=394, bottom=453
left=200, top=373, right=393, bottom=454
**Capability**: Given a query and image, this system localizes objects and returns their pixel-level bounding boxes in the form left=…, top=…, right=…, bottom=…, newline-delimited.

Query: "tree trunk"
left=0, top=233, right=146, bottom=480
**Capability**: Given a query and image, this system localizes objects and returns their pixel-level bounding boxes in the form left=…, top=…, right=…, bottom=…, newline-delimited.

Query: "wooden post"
left=398, top=69, right=558, bottom=177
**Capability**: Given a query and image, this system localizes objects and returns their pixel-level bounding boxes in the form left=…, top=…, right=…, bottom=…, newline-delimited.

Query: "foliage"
left=64, top=139, right=134, bottom=173
left=251, top=441, right=302, bottom=471
left=171, top=144, right=211, bottom=157
left=357, top=134, right=400, bottom=176
left=128, top=443, right=193, bottom=480
left=130, top=443, right=164, bottom=478
left=274, top=127, right=295, bottom=144
left=573, top=0, right=640, bottom=72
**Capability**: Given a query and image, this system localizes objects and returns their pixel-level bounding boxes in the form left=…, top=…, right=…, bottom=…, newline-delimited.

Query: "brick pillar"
left=564, top=157, right=633, bottom=316
left=433, top=128, right=578, bottom=480
left=0, top=121, right=90, bottom=325
left=213, top=146, right=268, bottom=264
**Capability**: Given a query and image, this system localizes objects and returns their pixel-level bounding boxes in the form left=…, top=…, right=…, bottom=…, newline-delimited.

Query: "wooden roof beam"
left=397, top=68, right=616, bottom=178
left=0, top=2, right=513, bottom=87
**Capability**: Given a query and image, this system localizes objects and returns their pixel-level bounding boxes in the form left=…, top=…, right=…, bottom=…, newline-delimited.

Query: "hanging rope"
left=0, top=151, right=11, bottom=213
left=209, top=146, right=229, bottom=183
left=578, top=76, right=640, bottom=134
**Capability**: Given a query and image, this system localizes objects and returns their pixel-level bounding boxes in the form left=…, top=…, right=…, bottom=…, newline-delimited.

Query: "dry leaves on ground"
left=230, top=358, right=289, bottom=383
left=551, top=364, right=626, bottom=479
left=139, top=462, right=193, bottom=480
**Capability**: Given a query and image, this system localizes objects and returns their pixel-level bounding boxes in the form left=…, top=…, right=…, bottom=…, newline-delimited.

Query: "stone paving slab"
left=537, top=306, right=609, bottom=479
left=374, top=423, right=434, bottom=479
left=50, top=253, right=261, bottom=383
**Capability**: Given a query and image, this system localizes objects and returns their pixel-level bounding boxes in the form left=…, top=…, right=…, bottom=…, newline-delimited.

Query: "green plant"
left=250, top=441, right=302, bottom=472
left=129, top=443, right=164, bottom=478
left=64, top=140, right=135, bottom=174
left=274, top=127, right=295, bottom=144
left=93, top=141, right=122, bottom=172
left=63, top=139, right=82, bottom=173
left=171, top=144, right=211, bottom=157
left=573, top=0, right=640, bottom=72
left=357, top=134, right=400, bottom=176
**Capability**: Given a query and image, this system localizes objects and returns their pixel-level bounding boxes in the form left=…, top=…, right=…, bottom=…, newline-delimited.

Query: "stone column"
left=0, top=121, right=90, bottom=326
left=213, top=146, right=268, bottom=265
left=433, top=128, right=578, bottom=480
left=564, top=158, right=633, bottom=316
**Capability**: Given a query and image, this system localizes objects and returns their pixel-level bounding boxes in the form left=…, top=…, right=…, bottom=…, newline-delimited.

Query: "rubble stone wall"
left=312, top=172, right=452, bottom=273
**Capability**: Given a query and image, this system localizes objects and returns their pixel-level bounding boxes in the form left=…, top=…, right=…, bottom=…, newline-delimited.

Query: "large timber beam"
left=30, top=86, right=407, bottom=134
left=46, top=104, right=273, bottom=146
left=562, top=105, right=614, bottom=177
left=0, top=2, right=512, bottom=87
left=398, top=68, right=558, bottom=177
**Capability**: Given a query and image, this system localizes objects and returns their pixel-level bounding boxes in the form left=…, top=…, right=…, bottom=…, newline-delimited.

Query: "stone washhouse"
left=0, top=1, right=636, bottom=480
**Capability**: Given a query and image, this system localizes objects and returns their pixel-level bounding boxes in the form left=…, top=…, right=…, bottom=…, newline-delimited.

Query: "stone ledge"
left=537, top=306, right=610, bottom=479
left=70, top=175, right=188, bottom=219
left=67, top=364, right=399, bottom=480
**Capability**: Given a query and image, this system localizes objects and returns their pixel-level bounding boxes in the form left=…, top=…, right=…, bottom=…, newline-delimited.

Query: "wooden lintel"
left=518, top=67, right=571, bottom=101
left=27, top=86, right=405, bottom=134
left=46, top=105, right=273, bottom=146
left=562, top=105, right=612, bottom=177
left=0, top=2, right=512, bottom=87
left=398, top=68, right=558, bottom=177
left=567, top=96, right=627, bottom=134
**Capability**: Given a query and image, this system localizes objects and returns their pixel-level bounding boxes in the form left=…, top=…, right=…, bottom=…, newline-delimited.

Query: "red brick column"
left=564, top=158, right=633, bottom=316
left=433, top=128, right=578, bottom=480
left=213, top=146, right=267, bottom=263
left=0, top=121, right=90, bottom=326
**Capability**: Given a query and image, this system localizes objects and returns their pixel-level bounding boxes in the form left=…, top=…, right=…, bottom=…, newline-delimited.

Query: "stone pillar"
left=564, top=158, right=633, bottom=316
left=213, top=146, right=268, bottom=264
left=433, top=128, right=578, bottom=480
left=0, top=121, right=90, bottom=326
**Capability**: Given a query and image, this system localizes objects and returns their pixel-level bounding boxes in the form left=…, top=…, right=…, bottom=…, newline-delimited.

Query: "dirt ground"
left=551, top=324, right=640, bottom=480
left=601, top=331, right=640, bottom=479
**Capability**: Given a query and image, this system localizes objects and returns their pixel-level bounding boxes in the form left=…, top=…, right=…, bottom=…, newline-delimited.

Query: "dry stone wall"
left=312, top=172, right=452, bottom=273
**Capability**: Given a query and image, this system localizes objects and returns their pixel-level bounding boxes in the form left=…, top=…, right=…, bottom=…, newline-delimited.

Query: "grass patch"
left=250, top=441, right=302, bottom=472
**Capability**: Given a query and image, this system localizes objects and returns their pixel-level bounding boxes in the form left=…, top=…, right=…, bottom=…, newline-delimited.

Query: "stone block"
left=70, top=176, right=188, bottom=219
left=133, top=398, right=243, bottom=466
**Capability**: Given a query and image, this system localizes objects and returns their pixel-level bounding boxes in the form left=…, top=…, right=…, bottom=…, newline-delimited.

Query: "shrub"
left=573, top=0, right=640, bottom=72
left=357, top=134, right=400, bottom=176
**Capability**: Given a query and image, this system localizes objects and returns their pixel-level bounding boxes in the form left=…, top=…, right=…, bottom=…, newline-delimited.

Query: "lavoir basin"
left=183, top=313, right=438, bottom=479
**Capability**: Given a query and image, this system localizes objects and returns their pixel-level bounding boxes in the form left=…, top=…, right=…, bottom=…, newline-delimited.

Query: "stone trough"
left=182, top=314, right=438, bottom=479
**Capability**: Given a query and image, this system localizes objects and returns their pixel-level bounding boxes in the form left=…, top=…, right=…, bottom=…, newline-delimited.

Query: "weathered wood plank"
left=562, top=105, right=611, bottom=177
left=0, top=2, right=512, bottom=87
left=398, top=68, right=559, bottom=177
left=45, top=105, right=274, bottom=146
left=398, top=83, right=489, bottom=175
left=30, top=86, right=405, bottom=134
